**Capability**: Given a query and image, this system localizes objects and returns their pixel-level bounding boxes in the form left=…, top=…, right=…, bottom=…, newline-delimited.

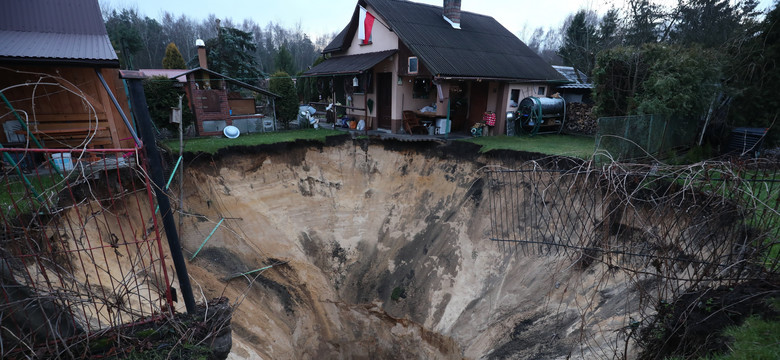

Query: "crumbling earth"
left=159, top=137, right=657, bottom=359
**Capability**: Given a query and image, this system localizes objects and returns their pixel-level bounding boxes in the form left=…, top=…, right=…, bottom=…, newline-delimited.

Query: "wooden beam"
left=96, top=69, right=121, bottom=148
left=32, top=113, right=108, bottom=122
left=53, top=76, right=105, bottom=113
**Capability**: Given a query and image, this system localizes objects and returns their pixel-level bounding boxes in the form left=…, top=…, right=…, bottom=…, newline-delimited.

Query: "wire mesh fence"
left=0, top=147, right=173, bottom=357
left=486, top=159, right=779, bottom=284
left=485, top=158, right=779, bottom=357
left=596, top=115, right=699, bottom=162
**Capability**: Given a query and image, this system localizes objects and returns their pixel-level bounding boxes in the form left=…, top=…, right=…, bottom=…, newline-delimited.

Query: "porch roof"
left=303, top=50, right=397, bottom=77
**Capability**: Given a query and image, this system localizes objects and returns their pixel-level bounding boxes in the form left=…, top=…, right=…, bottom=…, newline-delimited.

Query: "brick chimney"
left=443, top=0, right=461, bottom=29
left=196, top=39, right=207, bottom=69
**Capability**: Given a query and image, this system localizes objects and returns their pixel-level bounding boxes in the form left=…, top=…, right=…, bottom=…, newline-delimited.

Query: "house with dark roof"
left=140, top=41, right=280, bottom=136
left=0, top=0, right=135, bottom=149
left=304, top=0, right=566, bottom=134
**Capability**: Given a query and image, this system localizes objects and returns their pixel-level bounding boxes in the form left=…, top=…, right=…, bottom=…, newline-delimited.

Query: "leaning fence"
left=485, top=159, right=780, bottom=284
left=0, top=147, right=173, bottom=357
left=484, top=158, right=779, bottom=357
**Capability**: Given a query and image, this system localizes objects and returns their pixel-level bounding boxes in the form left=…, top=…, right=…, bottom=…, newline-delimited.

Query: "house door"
left=377, top=72, right=392, bottom=129
left=448, top=83, right=468, bottom=132
left=468, top=81, right=489, bottom=128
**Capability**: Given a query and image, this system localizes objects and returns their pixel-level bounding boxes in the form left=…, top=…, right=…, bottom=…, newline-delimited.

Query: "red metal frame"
left=0, top=147, right=174, bottom=357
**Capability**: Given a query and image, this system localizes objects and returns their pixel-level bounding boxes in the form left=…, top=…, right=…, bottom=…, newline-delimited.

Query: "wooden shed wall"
left=0, top=65, right=134, bottom=149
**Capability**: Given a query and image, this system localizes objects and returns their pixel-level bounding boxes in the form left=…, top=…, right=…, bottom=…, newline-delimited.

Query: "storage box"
left=435, top=118, right=450, bottom=134
left=52, top=152, right=73, bottom=172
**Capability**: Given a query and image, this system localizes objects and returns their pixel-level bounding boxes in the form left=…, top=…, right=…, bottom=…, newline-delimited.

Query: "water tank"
left=518, top=97, right=565, bottom=119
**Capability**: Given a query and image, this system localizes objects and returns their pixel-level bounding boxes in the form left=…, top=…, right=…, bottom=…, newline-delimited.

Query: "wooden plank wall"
left=0, top=65, right=134, bottom=149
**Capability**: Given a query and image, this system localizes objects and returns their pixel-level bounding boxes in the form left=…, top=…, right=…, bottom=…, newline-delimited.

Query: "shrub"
left=269, top=71, right=298, bottom=129
left=142, top=76, right=193, bottom=133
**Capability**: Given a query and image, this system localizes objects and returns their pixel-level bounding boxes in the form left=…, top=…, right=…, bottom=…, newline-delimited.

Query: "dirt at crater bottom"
left=156, top=140, right=707, bottom=359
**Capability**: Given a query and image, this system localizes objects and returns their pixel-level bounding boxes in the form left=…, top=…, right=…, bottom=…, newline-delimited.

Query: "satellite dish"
left=223, top=125, right=240, bottom=139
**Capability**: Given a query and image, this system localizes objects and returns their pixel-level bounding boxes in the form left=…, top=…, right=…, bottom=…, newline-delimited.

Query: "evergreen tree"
left=592, top=44, right=720, bottom=118
left=269, top=71, right=298, bottom=129
left=671, top=0, right=760, bottom=48
left=598, top=8, right=622, bottom=50
left=624, top=0, right=661, bottom=45
left=162, top=42, right=187, bottom=69
left=105, top=9, right=144, bottom=69
left=275, top=44, right=295, bottom=75
left=726, top=1, right=780, bottom=143
left=142, top=76, right=194, bottom=132
left=558, top=10, right=598, bottom=76
left=202, top=26, right=261, bottom=82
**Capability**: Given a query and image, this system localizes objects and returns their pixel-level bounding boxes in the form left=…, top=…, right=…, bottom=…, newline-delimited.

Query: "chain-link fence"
left=596, top=115, right=699, bottom=162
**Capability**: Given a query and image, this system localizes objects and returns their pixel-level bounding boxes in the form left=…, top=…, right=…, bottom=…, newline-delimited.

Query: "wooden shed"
left=0, top=0, right=135, bottom=150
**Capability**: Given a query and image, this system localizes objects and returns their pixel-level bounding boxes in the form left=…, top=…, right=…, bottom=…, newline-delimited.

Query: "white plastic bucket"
left=52, top=153, right=73, bottom=172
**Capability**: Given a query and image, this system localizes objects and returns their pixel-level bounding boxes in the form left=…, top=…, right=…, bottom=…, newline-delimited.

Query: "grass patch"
left=460, top=134, right=595, bottom=159
left=1, top=175, right=60, bottom=217
left=710, top=315, right=780, bottom=359
left=163, top=129, right=344, bottom=154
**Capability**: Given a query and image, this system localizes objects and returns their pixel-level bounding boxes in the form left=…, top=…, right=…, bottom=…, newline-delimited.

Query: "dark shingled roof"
left=304, top=50, right=396, bottom=77
left=323, top=0, right=566, bottom=82
left=0, top=0, right=118, bottom=66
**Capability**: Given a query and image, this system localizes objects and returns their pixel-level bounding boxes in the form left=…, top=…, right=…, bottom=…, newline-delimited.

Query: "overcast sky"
left=113, top=0, right=777, bottom=41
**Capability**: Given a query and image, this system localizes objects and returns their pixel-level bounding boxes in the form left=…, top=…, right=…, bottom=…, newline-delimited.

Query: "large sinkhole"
left=165, top=138, right=771, bottom=359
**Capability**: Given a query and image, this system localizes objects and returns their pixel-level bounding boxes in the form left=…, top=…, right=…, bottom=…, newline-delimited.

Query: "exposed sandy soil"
left=164, top=138, right=648, bottom=359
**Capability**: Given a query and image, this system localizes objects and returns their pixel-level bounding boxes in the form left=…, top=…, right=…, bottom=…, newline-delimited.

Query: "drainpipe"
left=122, top=70, right=196, bottom=314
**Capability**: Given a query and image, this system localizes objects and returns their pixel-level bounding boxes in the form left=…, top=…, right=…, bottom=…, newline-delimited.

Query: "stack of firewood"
left=564, top=102, right=598, bottom=135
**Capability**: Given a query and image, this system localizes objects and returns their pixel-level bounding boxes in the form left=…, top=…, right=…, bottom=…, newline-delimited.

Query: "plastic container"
left=52, top=153, right=73, bottom=171
left=435, top=118, right=450, bottom=134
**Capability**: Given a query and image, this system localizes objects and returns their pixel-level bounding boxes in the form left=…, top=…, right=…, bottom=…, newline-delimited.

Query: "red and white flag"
left=358, top=6, right=375, bottom=44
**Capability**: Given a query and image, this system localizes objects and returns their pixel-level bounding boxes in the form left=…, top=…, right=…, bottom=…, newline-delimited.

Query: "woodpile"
left=564, top=102, right=598, bottom=135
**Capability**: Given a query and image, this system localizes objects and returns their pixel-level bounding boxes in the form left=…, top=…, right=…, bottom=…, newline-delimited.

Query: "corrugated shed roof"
left=139, top=69, right=189, bottom=83
left=552, top=65, right=592, bottom=89
left=303, top=50, right=396, bottom=76
left=0, top=0, right=118, bottom=65
left=323, top=0, right=566, bottom=82
left=557, top=83, right=593, bottom=89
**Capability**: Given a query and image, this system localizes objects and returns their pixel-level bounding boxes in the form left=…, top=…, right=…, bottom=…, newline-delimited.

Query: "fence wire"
left=596, top=115, right=699, bottom=161
left=0, top=147, right=173, bottom=358
left=486, top=160, right=780, bottom=282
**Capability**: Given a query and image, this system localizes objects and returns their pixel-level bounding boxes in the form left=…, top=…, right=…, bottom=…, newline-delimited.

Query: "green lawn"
left=708, top=300, right=780, bottom=360
left=461, top=135, right=595, bottom=159
left=163, top=129, right=344, bottom=154
left=1, top=175, right=59, bottom=217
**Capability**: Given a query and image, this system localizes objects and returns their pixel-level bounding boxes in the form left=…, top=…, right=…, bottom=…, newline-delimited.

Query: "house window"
left=537, top=86, right=546, bottom=96
left=510, top=89, right=520, bottom=107
left=408, top=57, right=418, bottom=74
left=413, top=78, right=431, bottom=99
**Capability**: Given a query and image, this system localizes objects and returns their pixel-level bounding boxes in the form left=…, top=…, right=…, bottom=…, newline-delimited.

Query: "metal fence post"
left=121, top=70, right=196, bottom=314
